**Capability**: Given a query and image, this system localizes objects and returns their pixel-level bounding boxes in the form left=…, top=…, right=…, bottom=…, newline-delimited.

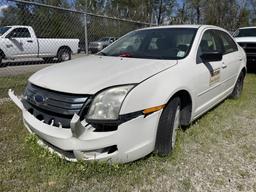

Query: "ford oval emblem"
left=34, top=94, right=46, bottom=104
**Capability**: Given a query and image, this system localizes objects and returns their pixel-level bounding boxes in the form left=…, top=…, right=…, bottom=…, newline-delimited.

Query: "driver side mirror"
left=200, top=52, right=223, bottom=62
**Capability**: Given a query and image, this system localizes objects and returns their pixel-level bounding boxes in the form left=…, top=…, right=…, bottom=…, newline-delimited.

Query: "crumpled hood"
left=235, top=37, right=256, bottom=43
left=29, top=55, right=177, bottom=94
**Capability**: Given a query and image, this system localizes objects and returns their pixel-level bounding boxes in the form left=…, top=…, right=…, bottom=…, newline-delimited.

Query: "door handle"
left=6, top=44, right=13, bottom=48
left=222, top=64, right=227, bottom=69
left=27, top=40, right=33, bottom=43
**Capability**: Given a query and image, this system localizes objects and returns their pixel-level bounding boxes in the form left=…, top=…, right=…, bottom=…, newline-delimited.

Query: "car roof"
left=138, top=24, right=225, bottom=31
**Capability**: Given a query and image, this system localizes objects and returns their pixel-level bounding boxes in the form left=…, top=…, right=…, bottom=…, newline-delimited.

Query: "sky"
left=0, top=5, right=8, bottom=17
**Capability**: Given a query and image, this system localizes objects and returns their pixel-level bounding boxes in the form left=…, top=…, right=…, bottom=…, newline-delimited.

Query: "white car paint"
left=235, top=37, right=256, bottom=43
left=0, top=25, right=79, bottom=60
left=9, top=25, right=246, bottom=163
left=29, top=55, right=176, bottom=94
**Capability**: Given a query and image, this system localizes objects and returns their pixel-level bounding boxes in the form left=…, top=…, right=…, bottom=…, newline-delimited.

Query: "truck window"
left=8, top=28, right=31, bottom=38
left=234, top=28, right=256, bottom=37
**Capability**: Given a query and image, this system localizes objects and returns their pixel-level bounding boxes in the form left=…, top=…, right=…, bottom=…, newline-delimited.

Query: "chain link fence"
left=0, top=0, right=151, bottom=98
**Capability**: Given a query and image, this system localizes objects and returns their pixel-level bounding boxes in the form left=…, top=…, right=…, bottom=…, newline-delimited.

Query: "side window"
left=8, top=28, right=31, bottom=38
left=198, top=30, right=222, bottom=54
left=148, top=38, right=158, bottom=50
left=217, top=31, right=238, bottom=54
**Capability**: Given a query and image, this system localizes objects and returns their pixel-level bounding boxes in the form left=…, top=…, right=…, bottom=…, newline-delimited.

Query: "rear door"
left=194, top=29, right=224, bottom=116
left=214, top=30, right=241, bottom=92
left=5, top=27, right=38, bottom=57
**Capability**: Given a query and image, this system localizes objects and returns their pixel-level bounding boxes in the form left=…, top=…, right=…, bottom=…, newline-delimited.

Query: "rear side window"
left=8, top=28, right=31, bottom=38
left=216, top=30, right=238, bottom=54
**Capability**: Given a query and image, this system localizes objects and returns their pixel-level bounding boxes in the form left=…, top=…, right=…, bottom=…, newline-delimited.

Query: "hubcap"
left=61, top=52, right=70, bottom=61
left=172, top=106, right=180, bottom=148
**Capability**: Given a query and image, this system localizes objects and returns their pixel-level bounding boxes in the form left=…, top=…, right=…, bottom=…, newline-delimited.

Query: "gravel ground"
left=0, top=98, right=11, bottom=105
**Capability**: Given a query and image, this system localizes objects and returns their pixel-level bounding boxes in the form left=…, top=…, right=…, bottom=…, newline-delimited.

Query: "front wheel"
left=0, top=55, right=4, bottom=67
left=155, top=97, right=181, bottom=156
left=57, top=48, right=71, bottom=62
left=229, top=72, right=245, bottom=99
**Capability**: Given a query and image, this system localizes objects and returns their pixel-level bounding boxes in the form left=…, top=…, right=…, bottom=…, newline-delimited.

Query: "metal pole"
left=84, top=13, right=88, bottom=55
left=84, top=0, right=88, bottom=55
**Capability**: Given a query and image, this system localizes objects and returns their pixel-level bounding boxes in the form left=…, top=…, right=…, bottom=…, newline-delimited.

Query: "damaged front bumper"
left=9, top=89, right=161, bottom=163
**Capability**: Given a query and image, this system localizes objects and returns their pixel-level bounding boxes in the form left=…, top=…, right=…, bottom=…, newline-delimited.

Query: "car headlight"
left=86, top=85, right=134, bottom=120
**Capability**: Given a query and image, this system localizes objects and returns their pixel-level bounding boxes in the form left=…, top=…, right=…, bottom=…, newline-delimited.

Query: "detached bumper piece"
left=9, top=89, right=161, bottom=163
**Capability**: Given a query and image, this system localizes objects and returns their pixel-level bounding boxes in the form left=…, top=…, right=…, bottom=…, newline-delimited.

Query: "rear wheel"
left=230, top=72, right=245, bottom=99
left=57, top=48, right=71, bottom=62
left=155, top=97, right=181, bottom=156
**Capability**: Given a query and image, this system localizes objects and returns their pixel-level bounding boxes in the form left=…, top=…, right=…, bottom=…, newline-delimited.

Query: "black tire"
left=0, top=55, right=3, bottom=67
left=229, top=72, right=245, bottom=99
left=155, top=97, right=181, bottom=156
left=57, top=48, right=71, bottom=62
left=43, top=57, right=54, bottom=63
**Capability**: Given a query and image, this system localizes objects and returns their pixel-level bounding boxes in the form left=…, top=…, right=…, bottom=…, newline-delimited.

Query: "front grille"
left=238, top=42, right=256, bottom=55
left=22, top=83, right=91, bottom=128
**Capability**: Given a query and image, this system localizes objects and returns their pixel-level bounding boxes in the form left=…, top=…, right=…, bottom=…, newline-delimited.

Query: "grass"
left=0, top=74, right=32, bottom=98
left=1, top=74, right=256, bottom=191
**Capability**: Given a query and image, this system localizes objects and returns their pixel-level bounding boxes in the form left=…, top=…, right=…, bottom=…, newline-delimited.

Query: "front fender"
left=120, top=64, right=196, bottom=115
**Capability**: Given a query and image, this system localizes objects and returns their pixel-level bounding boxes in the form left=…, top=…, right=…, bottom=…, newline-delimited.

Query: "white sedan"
left=9, top=25, right=246, bottom=163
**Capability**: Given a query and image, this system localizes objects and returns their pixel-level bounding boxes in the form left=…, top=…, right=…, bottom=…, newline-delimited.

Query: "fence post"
left=84, top=13, right=88, bottom=55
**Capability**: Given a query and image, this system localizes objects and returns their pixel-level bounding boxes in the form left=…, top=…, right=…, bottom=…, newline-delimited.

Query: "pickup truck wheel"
left=155, top=97, right=181, bottom=156
left=230, top=72, right=245, bottom=99
left=43, top=57, right=54, bottom=63
left=57, top=48, right=71, bottom=62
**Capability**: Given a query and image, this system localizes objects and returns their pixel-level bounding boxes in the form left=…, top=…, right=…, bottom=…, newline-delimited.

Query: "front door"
left=194, top=29, right=224, bottom=116
left=5, top=27, right=37, bottom=58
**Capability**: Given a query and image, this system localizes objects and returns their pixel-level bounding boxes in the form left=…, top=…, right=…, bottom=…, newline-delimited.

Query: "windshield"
left=234, top=28, right=256, bottom=37
left=0, top=27, right=11, bottom=36
left=100, top=28, right=197, bottom=60
left=99, top=37, right=110, bottom=41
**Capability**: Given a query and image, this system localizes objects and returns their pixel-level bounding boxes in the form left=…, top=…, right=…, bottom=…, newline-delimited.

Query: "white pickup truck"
left=0, top=25, right=79, bottom=66
left=234, top=27, right=256, bottom=70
